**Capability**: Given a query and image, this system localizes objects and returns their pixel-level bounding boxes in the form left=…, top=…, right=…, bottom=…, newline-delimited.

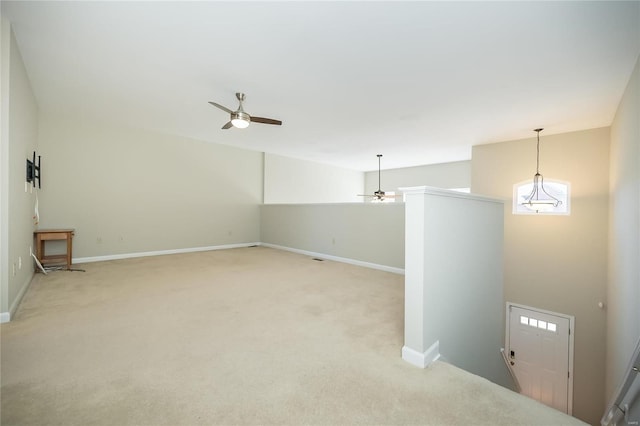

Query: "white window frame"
left=513, top=179, right=571, bottom=215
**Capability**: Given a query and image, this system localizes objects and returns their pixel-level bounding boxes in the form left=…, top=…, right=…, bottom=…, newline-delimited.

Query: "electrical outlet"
left=18, top=256, right=22, bottom=269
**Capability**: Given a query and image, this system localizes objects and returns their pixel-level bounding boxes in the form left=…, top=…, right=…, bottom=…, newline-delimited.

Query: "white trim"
left=0, top=19, right=11, bottom=327
left=505, top=302, right=575, bottom=415
left=402, top=341, right=440, bottom=368
left=263, top=202, right=405, bottom=207
left=399, top=185, right=504, bottom=204
left=73, top=242, right=261, bottom=264
left=259, top=243, right=405, bottom=275
left=68, top=241, right=403, bottom=276
left=0, top=242, right=408, bottom=322
left=8, top=270, right=34, bottom=319
left=4, top=242, right=402, bottom=324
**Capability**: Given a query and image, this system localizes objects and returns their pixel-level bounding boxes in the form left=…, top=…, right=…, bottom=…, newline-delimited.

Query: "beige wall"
left=37, top=115, right=263, bottom=259
left=264, top=153, right=364, bottom=204
left=0, top=21, right=39, bottom=320
left=472, top=127, right=609, bottom=425
left=0, top=17, right=9, bottom=318
left=261, top=203, right=404, bottom=270
left=364, top=160, right=471, bottom=196
left=607, top=55, right=640, bottom=401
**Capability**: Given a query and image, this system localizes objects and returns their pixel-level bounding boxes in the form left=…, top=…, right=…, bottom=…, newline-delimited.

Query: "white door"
left=507, top=305, right=572, bottom=414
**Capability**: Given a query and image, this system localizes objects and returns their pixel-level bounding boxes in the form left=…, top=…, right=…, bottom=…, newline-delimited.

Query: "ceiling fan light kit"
left=231, top=112, right=250, bottom=128
left=209, top=92, right=282, bottom=130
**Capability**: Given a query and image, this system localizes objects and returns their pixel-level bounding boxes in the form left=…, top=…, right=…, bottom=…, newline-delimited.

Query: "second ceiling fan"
left=359, top=154, right=401, bottom=202
left=209, top=92, right=282, bottom=129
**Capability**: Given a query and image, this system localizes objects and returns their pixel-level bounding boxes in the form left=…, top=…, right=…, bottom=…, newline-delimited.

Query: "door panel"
left=509, top=306, right=570, bottom=413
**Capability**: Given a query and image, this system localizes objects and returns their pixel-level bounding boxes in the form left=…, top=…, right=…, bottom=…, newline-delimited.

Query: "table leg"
left=67, top=233, right=73, bottom=270
left=36, top=236, right=44, bottom=262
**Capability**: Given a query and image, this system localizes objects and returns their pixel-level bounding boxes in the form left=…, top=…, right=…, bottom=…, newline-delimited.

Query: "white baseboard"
left=402, top=341, right=440, bottom=368
left=260, top=243, right=404, bottom=275
left=8, top=270, right=35, bottom=320
left=73, top=242, right=261, bottom=264
left=2, top=270, right=35, bottom=323
left=4, top=242, right=399, bottom=323
left=73, top=242, right=404, bottom=276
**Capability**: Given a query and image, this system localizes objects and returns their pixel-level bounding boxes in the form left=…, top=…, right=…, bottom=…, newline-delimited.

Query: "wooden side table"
left=34, top=229, right=75, bottom=271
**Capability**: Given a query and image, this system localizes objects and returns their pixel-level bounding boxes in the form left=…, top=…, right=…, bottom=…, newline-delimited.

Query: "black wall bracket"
left=26, top=151, right=41, bottom=188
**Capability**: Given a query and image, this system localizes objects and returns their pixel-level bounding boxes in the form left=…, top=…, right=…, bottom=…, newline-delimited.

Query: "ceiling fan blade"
left=222, top=121, right=233, bottom=129
left=250, top=116, right=282, bottom=126
left=209, top=101, right=233, bottom=114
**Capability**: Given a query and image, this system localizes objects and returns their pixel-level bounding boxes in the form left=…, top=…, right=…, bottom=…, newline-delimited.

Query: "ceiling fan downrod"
left=236, top=92, right=246, bottom=110
left=375, top=154, right=383, bottom=197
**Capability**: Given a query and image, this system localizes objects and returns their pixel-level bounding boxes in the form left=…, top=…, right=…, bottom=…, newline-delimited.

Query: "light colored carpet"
left=1, top=246, right=586, bottom=425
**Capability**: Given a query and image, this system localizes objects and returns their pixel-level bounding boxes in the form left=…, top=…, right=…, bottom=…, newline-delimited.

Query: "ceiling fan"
left=359, top=154, right=401, bottom=202
left=208, top=92, right=282, bottom=129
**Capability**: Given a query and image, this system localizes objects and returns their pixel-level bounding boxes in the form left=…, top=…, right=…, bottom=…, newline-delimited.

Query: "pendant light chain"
left=522, top=128, right=562, bottom=210
left=535, top=128, right=542, bottom=175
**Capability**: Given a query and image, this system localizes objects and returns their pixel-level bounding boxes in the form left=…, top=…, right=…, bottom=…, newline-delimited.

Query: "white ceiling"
left=2, top=1, right=639, bottom=171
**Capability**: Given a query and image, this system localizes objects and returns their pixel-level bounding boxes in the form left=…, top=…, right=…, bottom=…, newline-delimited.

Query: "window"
left=513, top=179, right=570, bottom=215
left=519, top=315, right=557, bottom=333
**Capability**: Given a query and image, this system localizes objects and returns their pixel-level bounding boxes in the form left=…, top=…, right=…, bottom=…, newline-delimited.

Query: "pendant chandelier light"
left=521, top=128, right=562, bottom=212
